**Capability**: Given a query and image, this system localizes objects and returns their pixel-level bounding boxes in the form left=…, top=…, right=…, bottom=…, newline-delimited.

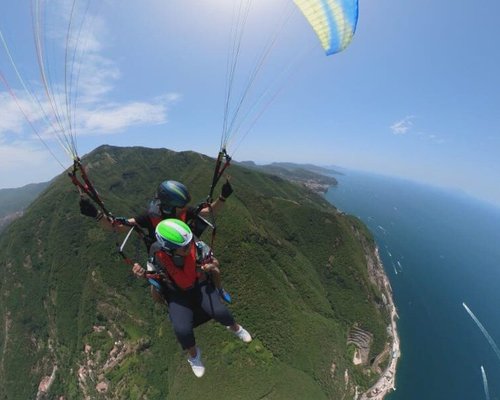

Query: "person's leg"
left=199, top=283, right=235, bottom=326
left=168, top=297, right=196, bottom=351
left=198, top=283, right=251, bottom=342
left=168, top=295, right=206, bottom=377
left=205, top=266, right=231, bottom=303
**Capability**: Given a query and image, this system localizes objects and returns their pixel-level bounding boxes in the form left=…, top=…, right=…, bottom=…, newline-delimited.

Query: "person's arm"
left=101, top=216, right=137, bottom=232
left=79, top=197, right=136, bottom=233
left=198, top=180, right=233, bottom=218
left=194, top=240, right=218, bottom=271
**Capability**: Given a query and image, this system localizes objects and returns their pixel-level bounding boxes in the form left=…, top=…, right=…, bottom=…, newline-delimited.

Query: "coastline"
left=359, top=246, right=400, bottom=400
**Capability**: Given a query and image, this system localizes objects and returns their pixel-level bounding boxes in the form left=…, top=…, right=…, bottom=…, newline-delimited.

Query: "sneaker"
left=229, top=325, right=252, bottom=343
left=187, top=347, right=205, bottom=378
left=218, top=288, right=232, bottom=303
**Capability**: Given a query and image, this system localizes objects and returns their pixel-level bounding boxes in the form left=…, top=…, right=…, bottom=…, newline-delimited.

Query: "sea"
left=325, top=169, right=500, bottom=400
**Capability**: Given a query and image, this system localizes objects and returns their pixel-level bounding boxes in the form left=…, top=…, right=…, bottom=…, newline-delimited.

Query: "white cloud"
left=80, top=94, right=180, bottom=134
left=0, top=142, right=61, bottom=188
left=0, top=143, right=47, bottom=167
left=0, top=93, right=26, bottom=135
left=76, top=54, right=121, bottom=103
left=390, top=116, right=415, bottom=135
left=390, top=116, right=446, bottom=144
left=427, top=134, right=445, bottom=144
left=0, top=4, right=180, bottom=150
left=0, top=92, right=47, bottom=137
left=48, top=0, right=105, bottom=53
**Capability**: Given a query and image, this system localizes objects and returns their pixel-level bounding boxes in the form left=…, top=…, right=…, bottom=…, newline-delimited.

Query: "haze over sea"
left=325, top=169, right=500, bottom=400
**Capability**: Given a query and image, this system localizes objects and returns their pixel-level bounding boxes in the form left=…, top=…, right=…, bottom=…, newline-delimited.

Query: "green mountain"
left=0, top=145, right=391, bottom=399
left=0, top=182, right=50, bottom=217
left=0, top=182, right=50, bottom=233
left=239, top=161, right=342, bottom=177
left=237, top=161, right=338, bottom=193
left=266, top=162, right=343, bottom=177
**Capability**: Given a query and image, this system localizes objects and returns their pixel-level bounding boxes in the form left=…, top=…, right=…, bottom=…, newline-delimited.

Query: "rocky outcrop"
left=347, top=326, right=373, bottom=365
left=0, top=211, right=23, bottom=233
left=36, top=365, right=58, bottom=400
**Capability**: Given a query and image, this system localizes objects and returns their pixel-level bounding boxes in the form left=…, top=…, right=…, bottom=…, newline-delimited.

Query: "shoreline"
left=359, top=246, right=400, bottom=400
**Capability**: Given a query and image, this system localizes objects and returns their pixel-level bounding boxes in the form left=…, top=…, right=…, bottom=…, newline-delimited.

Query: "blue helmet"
left=157, top=180, right=191, bottom=209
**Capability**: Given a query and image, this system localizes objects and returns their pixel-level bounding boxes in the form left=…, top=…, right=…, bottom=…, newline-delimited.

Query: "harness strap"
left=69, top=158, right=113, bottom=219
left=208, top=149, right=231, bottom=202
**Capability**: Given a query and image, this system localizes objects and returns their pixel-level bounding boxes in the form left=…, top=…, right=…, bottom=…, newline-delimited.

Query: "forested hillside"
left=0, top=181, right=50, bottom=233
left=0, top=145, right=390, bottom=399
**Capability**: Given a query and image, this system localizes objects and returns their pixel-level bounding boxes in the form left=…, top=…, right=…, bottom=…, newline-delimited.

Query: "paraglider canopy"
left=293, top=0, right=359, bottom=55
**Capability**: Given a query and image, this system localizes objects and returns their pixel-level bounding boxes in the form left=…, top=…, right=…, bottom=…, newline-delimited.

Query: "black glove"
left=114, top=217, right=133, bottom=226
left=221, top=180, right=233, bottom=199
left=79, top=197, right=99, bottom=218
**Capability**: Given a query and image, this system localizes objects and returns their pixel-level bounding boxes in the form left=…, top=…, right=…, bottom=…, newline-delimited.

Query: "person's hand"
left=220, top=180, right=233, bottom=200
left=201, top=262, right=215, bottom=272
left=132, top=263, right=145, bottom=278
left=79, top=197, right=99, bottom=218
left=114, top=217, right=132, bottom=226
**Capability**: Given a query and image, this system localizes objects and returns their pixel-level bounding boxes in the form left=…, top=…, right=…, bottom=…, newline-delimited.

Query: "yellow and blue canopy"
left=294, top=0, right=359, bottom=55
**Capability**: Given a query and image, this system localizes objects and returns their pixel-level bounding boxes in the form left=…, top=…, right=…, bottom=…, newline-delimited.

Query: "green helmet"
left=155, top=219, right=193, bottom=250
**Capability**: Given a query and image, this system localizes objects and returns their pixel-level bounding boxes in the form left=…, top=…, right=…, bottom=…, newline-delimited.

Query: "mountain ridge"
left=236, top=160, right=338, bottom=193
left=0, top=181, right=50, bottom=233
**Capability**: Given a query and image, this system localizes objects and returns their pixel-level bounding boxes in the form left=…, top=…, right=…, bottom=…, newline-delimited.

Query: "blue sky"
left=1, top=0, right=499, bottom=206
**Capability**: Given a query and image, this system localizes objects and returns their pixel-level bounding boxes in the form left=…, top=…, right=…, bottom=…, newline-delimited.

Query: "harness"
left=156, top=245, right=198, bottom=290
left=146, top=241, right=212, bottom=296
left=70, top=150, right=229, bottom=280
left=147, top=200, right=188, bottom=227
left=69, top=158, right=113, bottom=220
left=202, top=149, right=231, bottom=249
